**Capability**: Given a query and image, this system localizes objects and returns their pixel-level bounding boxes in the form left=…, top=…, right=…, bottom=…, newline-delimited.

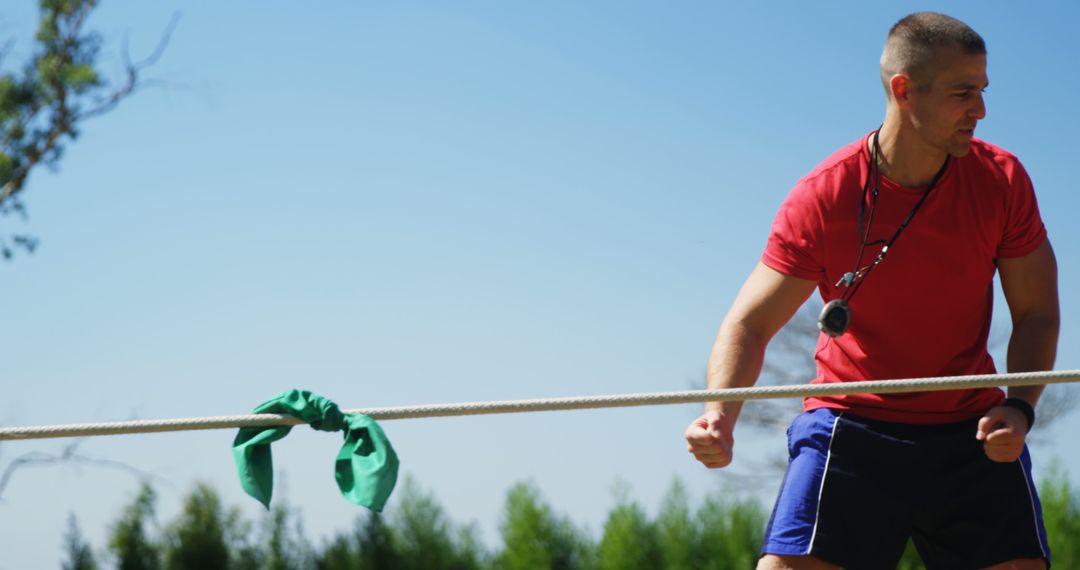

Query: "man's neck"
left=873, top=117, right=949, bottom=188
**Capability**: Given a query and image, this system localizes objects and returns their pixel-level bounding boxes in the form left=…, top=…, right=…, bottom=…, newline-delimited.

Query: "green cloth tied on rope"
left=232, top=390, right=399, bottom=512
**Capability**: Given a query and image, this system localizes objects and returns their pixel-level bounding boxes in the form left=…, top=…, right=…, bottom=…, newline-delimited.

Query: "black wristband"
left=1003, top=398, right=1036, bottom=431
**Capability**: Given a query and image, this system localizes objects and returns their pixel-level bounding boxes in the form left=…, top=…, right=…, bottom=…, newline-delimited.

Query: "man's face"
left=906, top=48, right=988, bottom=158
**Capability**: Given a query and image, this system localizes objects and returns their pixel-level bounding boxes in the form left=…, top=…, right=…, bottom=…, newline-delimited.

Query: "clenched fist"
left=976, top=405, right=1030, bottom=463
left=685, top=409, right=736, bottom=469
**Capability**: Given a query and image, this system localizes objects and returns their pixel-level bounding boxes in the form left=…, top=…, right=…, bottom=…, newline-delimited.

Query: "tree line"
left=60, top=468, right=1080, bottom=570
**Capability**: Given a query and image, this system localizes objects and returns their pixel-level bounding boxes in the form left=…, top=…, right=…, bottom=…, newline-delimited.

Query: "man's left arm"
left=976, top=239, right=1060, bottom=462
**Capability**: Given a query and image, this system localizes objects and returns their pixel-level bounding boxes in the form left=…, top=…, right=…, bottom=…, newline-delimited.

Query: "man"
left=685, top=12, right=1059, bottom=570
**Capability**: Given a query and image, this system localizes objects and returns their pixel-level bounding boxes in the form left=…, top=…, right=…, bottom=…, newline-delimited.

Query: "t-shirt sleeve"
left=997, top=159, right=1047, bottom=259
left=761, top=182, right=825, bottom=282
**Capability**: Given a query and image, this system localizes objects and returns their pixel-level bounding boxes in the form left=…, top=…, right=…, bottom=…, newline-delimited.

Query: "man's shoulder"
left=962, top=138, right=1029, bottom=186
left=783, top=135, right=866, bottom=208
left=969, top=137, right=1019, bottom=161
left=798, top=136, right=866, bottom=188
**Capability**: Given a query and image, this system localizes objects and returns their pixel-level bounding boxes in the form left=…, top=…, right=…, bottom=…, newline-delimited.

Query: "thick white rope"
left=2, top=370, right=1078, bottom=441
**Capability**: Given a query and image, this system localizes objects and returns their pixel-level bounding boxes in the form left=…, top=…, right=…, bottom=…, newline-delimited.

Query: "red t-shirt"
left=762, top=134, right=1046, bottom=424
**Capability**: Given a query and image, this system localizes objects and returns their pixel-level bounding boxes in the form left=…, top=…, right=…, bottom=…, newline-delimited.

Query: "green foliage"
left=312, top=511, right=400, bottom=570
left=1041, top=464, right=1080, bottom=566
left=454, top=522, right=487, bottom=570
left=162, top=482, right=230, bottom=570
left=0, top=153, right=12, bottom=188
left=2, top=0, right=99, bottom=185
left=895, top=540, right=925, bottom=570
left=314, top=534, right=354, bottom=570
left=495, top=481, right=593, bottom=570
left=695, top=489, right=766, bottom=570
left=655, top=479, right=698, bottom=570
left=224, top=507, right=262, bottom=570
left=262, top=501, right=315, bottom=570
left=69, top=469, right=1080, bottom=569
left=309, top=479, right=483, bottom=570
left=1, top=0, right=152, bottom=259
left=355, top=511, right=399, bottom=570
left=392, top=477, right=460, bottom=569
left=108, top=481, right=161, bottom=570
left=597, top=481, right=660, bottom=570
left=391, top=477, right=484, bottom=570
left=61, top=513, right=98, bottom=570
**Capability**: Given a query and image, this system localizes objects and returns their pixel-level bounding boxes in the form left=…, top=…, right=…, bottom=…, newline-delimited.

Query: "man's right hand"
left=686, top=264, right=813, bottom=470
left=685, top=409, right=735, bottom=468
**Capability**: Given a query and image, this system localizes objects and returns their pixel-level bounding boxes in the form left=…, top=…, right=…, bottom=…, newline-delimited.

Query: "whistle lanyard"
left=838, top=130, right=950, bottom=303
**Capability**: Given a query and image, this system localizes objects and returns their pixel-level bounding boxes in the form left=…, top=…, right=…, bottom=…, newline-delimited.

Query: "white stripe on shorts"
left=1017, top=454, right=1048, bottom=561
left=806, top=412, right=843, bottom=555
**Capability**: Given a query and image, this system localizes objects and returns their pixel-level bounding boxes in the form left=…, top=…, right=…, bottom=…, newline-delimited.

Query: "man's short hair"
left=880, top=12, right=986, bottom=95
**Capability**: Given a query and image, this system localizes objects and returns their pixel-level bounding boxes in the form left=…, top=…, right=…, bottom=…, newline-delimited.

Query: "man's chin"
left=948, top=140, right=974, bottom=158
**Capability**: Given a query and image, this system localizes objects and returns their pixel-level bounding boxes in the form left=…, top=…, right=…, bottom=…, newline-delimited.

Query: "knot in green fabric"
left=232, top=390, right=399, bottom=512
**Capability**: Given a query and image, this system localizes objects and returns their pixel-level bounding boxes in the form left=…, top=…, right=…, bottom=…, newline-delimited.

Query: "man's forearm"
left=1006, top=313, right=1060, bottom=407
left=704, top=320, right=769, bottom=423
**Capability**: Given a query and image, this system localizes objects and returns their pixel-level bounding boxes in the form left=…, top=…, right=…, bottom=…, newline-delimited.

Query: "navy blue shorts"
left=761, top=408, right=1050, bottom=569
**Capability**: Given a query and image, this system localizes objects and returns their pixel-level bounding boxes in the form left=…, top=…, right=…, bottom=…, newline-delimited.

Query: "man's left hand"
left=976, top=405, right=1029, bottom=463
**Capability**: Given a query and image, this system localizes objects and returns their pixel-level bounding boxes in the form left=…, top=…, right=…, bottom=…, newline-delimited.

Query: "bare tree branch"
left=0, top=4, right=179, bottom=259
left=0, top=440, right=164, bottom=503
left=78, top=12, right=180, bottom=122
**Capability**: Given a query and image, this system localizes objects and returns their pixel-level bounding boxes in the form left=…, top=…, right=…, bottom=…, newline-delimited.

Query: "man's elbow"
left=1008, top=310, right=1060, bottom=372
left=716, top=315, right=771, bottom=354
left=1014, top=307, right=1060, bottom=336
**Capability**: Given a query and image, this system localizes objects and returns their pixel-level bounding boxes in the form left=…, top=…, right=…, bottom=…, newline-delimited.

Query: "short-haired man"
left=685, top=13, right=1058, bottom=570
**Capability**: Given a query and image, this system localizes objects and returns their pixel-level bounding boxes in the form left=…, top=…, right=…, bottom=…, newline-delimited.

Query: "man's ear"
left=890, top=74, right=912, bottom=106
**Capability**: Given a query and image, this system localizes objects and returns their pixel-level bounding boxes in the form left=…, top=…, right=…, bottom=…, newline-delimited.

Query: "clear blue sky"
left=2, top=1, right=1078, bottom=567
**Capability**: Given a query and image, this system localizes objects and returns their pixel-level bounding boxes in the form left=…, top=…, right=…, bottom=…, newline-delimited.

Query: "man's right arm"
left=686, top=262, right=816, bottom=469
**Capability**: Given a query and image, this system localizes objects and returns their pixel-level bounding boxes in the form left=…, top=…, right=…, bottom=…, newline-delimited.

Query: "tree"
left=261, top=500, right=315, bottom=570
left=61, top=512, right=98, bottom=570
left=224, top=506, right=261, bottom=570
left=312, top=511, right=400, bottom=570
left=391, top=477, right=484, bottom=570
left=655, top=479, right=698, bottom=570
left=62, top=473, right=1080, bottom=569
left=355, top=511, right=399, bottom=570
left=107, top=481, right=161, bottom=570
left=0, top=0, right=172, bottom=259
left=162, top=482, right=230, bottom=570
left=314, top=534, right=355, bottom=570
left=495, top=481, right=593, bottom=570
left=1040, top=463, right=1080, bottom=568
left=312, top=479, right=485, bottom=570
left=895, top=541, right=926, bottom=570
left=695, top=489, right=766, bottom=570
left=596, top=482, right=659, bottom=570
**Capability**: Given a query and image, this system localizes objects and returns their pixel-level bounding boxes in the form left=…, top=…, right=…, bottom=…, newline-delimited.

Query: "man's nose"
left=970, top=93, right=987, bottom=120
